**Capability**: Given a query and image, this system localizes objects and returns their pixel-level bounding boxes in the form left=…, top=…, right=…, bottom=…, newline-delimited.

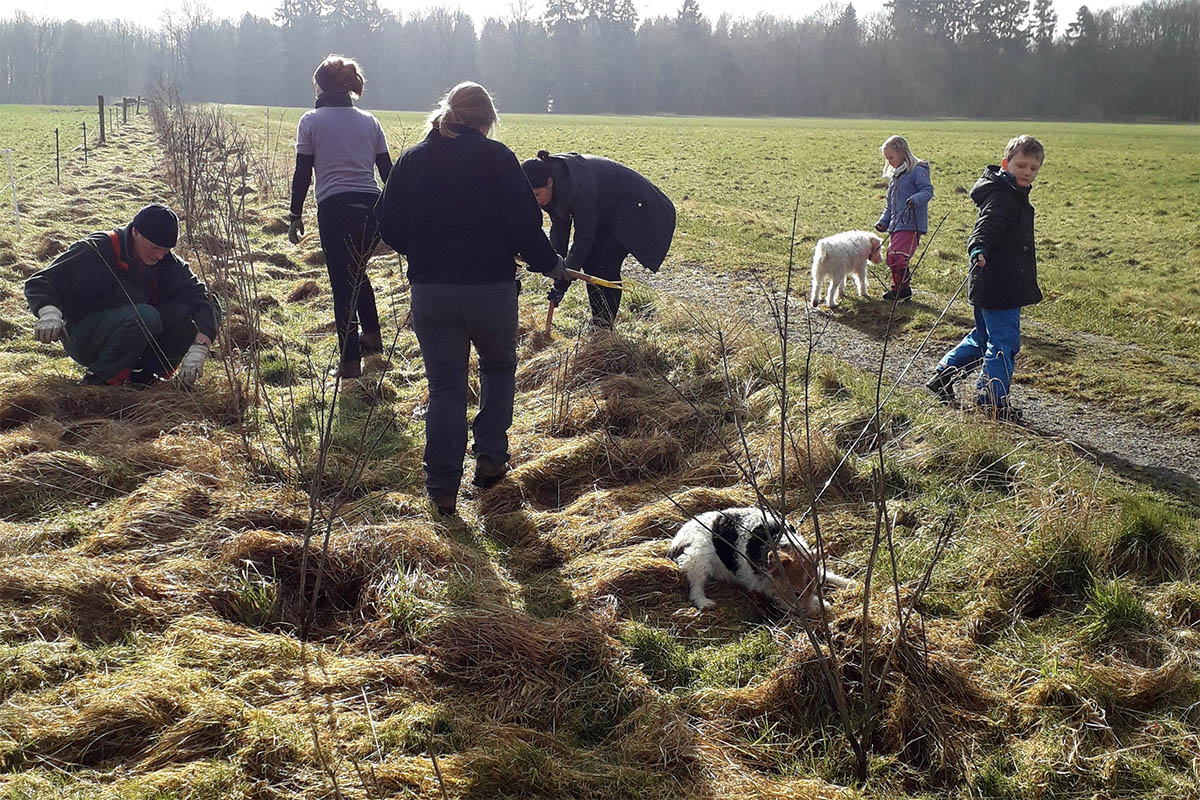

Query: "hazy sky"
left=6, top=0, right=1113, bottom=27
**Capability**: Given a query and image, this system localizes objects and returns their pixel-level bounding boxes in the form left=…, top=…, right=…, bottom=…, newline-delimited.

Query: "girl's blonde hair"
left=881, top=135, right=921, bottom=178
left=428, top=82, right=499, bottom=139
left=313, top=55, right=365, bottom=98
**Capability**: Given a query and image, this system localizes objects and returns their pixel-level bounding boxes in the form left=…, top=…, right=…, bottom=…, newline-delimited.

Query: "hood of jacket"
left=971, top=165, right=1030, bottom=207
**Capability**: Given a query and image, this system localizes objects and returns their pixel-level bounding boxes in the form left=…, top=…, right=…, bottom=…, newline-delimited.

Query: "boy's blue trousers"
left=938, top=305, right=1021, bottom=408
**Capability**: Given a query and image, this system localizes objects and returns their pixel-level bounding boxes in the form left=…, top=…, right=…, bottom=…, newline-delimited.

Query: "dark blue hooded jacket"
left=967, top=165, right=1042, bottom=309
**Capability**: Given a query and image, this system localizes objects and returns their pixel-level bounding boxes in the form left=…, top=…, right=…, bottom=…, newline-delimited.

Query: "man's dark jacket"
left=24, top=225, right=219, bottom=339
left=374, top=125, right=559, bottom=284
left=966, top=166, right=1042, bottom=309
left=541, top=153, right=676, bottom=273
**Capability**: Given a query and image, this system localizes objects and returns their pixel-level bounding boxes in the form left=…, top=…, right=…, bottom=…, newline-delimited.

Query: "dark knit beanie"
left=131, top=203, right=179, bottom=248
left=521, top=150, right=553, bottom=189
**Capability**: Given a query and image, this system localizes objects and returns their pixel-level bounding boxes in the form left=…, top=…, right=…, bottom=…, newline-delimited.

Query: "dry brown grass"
left=0, top=554, right=187, bottom=641
left=287, top=278, right=321, bottom=302
left=425, top=604, right=650, bottom=730
left=696, top=589, right=1001, bottom=785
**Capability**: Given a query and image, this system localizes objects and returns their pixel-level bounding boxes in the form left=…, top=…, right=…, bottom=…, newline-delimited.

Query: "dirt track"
left=644, top=262, right=1200, bottom=503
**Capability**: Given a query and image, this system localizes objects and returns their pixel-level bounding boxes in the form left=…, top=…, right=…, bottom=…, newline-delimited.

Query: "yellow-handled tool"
left=545, top=269, right=624, bottom=337
left=564, top=268, right=622, bottom=289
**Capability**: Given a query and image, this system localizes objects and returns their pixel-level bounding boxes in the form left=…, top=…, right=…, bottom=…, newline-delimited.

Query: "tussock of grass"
left=427, top=606, right=650, bottom=736
left=697, top=590, right=998, bottom=785
left=1106, top=493, right=1196, bottom=578
left=572, top=543, right=689, bottom=612
left=482, top=433, right=685, bottom=513
left=0, top=450, right=141, bottom=520
left=83, top=470, right=215, bottom=553
left=1079, top=579, right=1159, bottom=645
left=987, top=522, right=1103, bottom=617
left=286, top=278, right=320, bottom=302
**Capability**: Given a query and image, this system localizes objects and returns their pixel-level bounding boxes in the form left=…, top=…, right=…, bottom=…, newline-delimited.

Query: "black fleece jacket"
left=24, top=225, right=220, bottom=339
left=374, top=125, right=559, bottom=284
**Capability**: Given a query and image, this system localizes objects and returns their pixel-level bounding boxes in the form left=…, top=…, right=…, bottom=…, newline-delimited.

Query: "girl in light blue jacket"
left=875, top=135, right=933, bottom=301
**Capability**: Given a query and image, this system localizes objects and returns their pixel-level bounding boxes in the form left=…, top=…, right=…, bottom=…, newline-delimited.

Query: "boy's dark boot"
left=925, top=366, right=960, bottom=403
left=472, top=454, right=508, bottom=489
left=978, top=402, right=1024, bottom=424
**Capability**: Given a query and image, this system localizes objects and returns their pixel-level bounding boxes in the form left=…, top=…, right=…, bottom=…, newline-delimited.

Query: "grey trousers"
left=411, top=281, right=520, bottom=493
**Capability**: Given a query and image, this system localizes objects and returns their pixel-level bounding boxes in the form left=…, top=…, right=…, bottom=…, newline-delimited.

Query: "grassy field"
left=0, top=105, right=1198, bottom=799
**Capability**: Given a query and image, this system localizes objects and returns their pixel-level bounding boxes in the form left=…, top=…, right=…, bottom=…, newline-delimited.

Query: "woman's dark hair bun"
left=537, top=150, right=550, bottom=159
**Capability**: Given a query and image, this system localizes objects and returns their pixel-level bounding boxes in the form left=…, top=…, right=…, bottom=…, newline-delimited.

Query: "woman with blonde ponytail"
left=375, top=82, right=569, bottom=516
left=288, top=55, right=392, bottom=380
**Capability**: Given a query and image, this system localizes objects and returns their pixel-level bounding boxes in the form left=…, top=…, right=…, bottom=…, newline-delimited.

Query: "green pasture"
left=0, top=105, right=101, bottom=186
left=253, top=107, right=1200, bottom=431
left=228, top=107, right=1200, bottom=354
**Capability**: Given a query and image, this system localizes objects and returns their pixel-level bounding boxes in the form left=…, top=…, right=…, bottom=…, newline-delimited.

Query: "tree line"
left=0, top=0, right=1195, bottom=120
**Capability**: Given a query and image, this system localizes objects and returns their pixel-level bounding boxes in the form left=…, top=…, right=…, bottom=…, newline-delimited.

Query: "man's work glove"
left=547, top=279, right=570, bottom=306
left=175, top=342, right=210, bottom=387
left=33, top=306, right=65, bottom=344
left=287, top=215, right=305, bottom=245
left=546, top=255, right=568, bottom=283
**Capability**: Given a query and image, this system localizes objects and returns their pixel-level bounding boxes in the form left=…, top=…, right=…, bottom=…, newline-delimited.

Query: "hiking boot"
left=428, top=490, right=457, bottom=517
left=472, top=455, right=509, bottom=489
left=82, top=368, right=130, bottom=387
left=882, top=284, right=913, bottom=302
left=359, top=330, right=384, bottom=356
left=979, top=403, right=1024, bottom=424
left=128, top=368, right=160, bottom=386
left=924, top=367, right=959, bottom=404
left=330, top=358, right=362, bottom=381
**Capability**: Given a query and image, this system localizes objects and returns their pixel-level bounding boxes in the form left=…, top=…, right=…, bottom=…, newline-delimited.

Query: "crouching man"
left=24, top=203, right=221, bottom=387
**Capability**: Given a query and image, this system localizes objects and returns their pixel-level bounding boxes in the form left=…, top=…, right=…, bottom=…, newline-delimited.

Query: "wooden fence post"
left=98, top=95, right=106, bottom=145
left=82, top=121, right=88, bottom=166
left=55, top=128, right=60, bottom=185
left=3, top=150, right=21, bottom=236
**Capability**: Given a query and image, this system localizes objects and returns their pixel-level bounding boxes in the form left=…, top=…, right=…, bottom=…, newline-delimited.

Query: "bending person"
left=375, top=82, right=569, bottom=516
left=521, top=150, right=676, bottom=328
left=288, top=54, right=391, bottom=380
left=24, top=203, right=220, bottom=387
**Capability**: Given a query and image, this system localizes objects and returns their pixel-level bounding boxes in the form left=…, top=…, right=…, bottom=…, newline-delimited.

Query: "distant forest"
left=0, top=0, right=1196, bottom=120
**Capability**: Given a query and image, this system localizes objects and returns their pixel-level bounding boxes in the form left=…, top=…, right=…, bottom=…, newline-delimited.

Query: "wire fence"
left=0, top=96, right=142, bottom=235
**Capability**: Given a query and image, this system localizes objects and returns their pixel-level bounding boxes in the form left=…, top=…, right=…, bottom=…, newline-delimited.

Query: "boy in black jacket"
left=24, top=204, right=220, bottom=387
left=926, top=136, right=1044, bottom=420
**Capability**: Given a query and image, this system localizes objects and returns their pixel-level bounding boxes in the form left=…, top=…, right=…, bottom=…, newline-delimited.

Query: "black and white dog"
left=668, top=506, right=853, bottom=612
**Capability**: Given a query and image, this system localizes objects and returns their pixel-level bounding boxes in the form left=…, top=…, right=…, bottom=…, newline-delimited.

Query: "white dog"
left=668, top=507, right=854, bottom=613
left=810, top=231, right=883, bottom=308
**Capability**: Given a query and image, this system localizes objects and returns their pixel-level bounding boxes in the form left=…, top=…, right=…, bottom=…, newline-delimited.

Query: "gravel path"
left=644, top=263, right=1200, bottom=503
